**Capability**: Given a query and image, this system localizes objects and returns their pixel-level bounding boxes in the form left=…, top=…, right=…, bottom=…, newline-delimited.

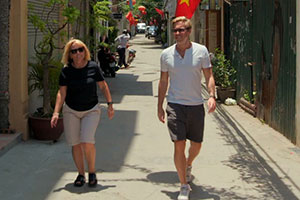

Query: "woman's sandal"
left=88, top=173, right=98, bottom=187
left=74, top=174, right=85, bottom=187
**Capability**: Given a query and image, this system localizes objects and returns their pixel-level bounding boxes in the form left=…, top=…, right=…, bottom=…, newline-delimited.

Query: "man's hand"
left=157, top=106, right=165, bottom=123
left=207, top=97, right=216, bottom=113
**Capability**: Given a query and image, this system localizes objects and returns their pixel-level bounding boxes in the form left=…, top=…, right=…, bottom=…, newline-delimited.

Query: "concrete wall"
left=9, top=0, right=29, bottom=140
left=0, top=0, right=10, bottom=130
left=296, top=0, right=300, bottom=146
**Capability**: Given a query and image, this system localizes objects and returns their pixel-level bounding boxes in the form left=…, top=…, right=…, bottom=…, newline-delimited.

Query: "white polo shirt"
left=115, top=34, right=130, bottom=48
left=160, top=42, right=212, bottom=106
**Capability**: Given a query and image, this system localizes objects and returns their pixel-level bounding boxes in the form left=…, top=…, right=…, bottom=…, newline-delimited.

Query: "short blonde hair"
left=172, top=16, right=192, bottom=29
left=61, top=38, right=91, bottom=65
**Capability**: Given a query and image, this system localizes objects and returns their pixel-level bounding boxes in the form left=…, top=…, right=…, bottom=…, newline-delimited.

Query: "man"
left=115, top=29, right=130, bottom=68
left=157, top=16, right=216, bottom=200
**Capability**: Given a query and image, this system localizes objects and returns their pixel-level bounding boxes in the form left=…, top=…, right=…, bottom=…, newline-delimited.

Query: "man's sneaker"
left=177, top=184, right=191, bottom=200
left=186, top=166, right=192, bottom=183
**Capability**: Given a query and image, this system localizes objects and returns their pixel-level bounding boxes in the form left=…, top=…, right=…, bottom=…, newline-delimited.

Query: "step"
left=0, top=133, right=22, bottom=157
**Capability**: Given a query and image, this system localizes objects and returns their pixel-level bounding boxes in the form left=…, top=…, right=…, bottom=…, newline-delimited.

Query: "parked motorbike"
left=113, top=44, right=136, bottom=68
left=127, top=48, right=136, bottom=65
left=98, top=46, right=119, bottom=77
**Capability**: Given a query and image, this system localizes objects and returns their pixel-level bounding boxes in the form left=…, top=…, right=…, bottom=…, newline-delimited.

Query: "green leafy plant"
left=211, top=49, right=236, bottom=89
left=243, top=90, right=257, bottom=104
left=28, top=0, right=80, bottom=116
left=28, top=59, right=63, bottom=117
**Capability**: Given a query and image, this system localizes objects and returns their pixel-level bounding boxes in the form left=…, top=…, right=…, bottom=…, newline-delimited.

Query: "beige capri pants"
left=63, top=103, right=101, bottom=146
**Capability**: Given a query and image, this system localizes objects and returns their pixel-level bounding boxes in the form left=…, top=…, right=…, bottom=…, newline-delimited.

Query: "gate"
left=229, top=1, right=253, bottom=101
left=230, top=0, right=297, bottom=143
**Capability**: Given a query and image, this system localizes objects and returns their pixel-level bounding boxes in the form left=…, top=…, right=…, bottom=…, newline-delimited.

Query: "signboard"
left=113, top=13, right=122, bottom=19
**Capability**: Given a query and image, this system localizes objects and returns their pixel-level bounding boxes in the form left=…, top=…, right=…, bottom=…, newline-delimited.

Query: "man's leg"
left=187, top=141, right=202, bottom=166
left=121, top=48, right=128, bottom=68
left=117, top=48, right=123, bottom=67
left=174, top=140, right=187, bottom=184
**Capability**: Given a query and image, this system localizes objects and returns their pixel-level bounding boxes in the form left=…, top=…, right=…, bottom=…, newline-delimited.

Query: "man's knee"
left=174, top=140, right=186, bottom=152
left=190, top=141, right=202, bottom=151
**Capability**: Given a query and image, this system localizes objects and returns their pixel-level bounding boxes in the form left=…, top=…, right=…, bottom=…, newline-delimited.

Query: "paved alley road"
left=1, top=34, right=300, bottom=200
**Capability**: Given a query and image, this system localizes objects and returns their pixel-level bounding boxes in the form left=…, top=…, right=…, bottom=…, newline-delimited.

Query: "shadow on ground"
left=53, top=183, right=116, bottom=194
left=211, top=103, right=299, bottom=199
left=96, top=110, right=138, bottom=172
left=99, top=73, right=153, bottom=104
left=146, top=171, right=256, bottom=200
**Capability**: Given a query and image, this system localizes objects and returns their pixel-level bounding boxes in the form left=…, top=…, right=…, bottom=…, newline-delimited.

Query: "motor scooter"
left=98, top=46, right=119, bottom=77
left=127, top=48, right=136, bottom=65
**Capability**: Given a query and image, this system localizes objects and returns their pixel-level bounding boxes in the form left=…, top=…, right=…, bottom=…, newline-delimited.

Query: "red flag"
left=126, top=11, right=135, bottom=25
left=175, top=0, right=201, bottom=19
left=155, top=8, right=164, bottom=18
left=127, top=0, right=136, bottom=5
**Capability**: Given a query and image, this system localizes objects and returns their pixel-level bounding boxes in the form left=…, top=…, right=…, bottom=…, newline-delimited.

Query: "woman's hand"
left=107, top=105, right=114, bottom=120
left=50, top=113, right=59, bottom=128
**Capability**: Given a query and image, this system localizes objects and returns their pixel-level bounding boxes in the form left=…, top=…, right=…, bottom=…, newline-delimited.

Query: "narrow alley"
left=0, top=35, right=300, bottom=200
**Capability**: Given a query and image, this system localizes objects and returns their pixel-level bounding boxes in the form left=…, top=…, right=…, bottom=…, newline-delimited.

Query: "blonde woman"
left=51, top=39, right=114, bottom=187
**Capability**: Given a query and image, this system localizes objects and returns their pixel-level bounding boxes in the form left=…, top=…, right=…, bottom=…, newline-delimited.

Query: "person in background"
left=97, top=45, right=112, bottom=77
left=51, top=38, right=114, bottom=188
left=115, top=29, right=130, bottom=68
left=157, top=16, right=216, bottom=200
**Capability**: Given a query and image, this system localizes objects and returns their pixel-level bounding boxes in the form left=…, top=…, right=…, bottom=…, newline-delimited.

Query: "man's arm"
left=203, top=67, right=216, bottom=113
left=157, top=71, right=169, bottom=123
left=114, top=35, right=120, bottom=42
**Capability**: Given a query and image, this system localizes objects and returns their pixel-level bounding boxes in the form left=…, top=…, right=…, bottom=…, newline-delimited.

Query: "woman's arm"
left=97, top=81, right=114, bottom=120
left=51, top=86, right=67, bottom=128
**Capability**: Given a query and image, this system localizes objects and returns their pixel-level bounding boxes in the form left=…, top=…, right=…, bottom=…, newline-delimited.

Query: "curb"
left=0, top=133, right=22, bottom=157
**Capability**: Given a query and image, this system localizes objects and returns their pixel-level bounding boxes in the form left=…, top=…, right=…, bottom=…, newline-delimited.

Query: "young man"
left=157, top=16, right=216, bottom=200
left=114, top=29, right=130, bottom=68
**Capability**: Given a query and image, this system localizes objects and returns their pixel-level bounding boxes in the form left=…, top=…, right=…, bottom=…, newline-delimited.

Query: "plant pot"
left=29, top=115, right=64, bottom=141
left=216, top=87, right=236, bottom=103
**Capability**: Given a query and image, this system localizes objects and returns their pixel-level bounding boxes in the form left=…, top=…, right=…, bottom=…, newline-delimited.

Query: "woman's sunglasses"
left=70, top=47, right=84, bottom=54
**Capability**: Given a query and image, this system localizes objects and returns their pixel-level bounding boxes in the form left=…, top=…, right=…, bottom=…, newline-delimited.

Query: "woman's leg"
left=63, top=104, right=84, bottom=176
left=81, top=107, right=100, bottom=187
left=82, top=143, right=96, bottom=173
left=72, top=144, right=85, bottom=175
left=80, top=107, right=101, bottom=173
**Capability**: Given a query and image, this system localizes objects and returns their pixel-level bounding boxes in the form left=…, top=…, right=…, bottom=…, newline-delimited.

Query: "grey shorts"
left=166, top=103, right=205, bottom=143
left=63, top=104, right=101, bottom=146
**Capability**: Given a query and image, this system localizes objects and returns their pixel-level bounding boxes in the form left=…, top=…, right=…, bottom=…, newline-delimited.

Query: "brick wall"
left=0, top=0, right=10, bottom=129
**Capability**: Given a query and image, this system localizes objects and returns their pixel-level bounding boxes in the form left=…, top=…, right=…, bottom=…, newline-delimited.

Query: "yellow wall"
left=9, top=0, right=29, bottom=140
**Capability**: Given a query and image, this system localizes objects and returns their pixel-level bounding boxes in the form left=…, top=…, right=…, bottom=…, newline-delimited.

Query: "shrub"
left=211, top=49, right=236, bottom=89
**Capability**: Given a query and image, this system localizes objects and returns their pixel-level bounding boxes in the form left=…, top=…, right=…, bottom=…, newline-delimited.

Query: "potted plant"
left=28, top=59, right=64, bottom=141
left=211, top=48, right=237, bottom=103
left=28, top=0, right=79, bottom=141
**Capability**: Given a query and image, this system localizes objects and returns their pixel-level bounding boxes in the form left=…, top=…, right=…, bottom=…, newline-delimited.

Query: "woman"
left=51, top=38, right=114, bottom=187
